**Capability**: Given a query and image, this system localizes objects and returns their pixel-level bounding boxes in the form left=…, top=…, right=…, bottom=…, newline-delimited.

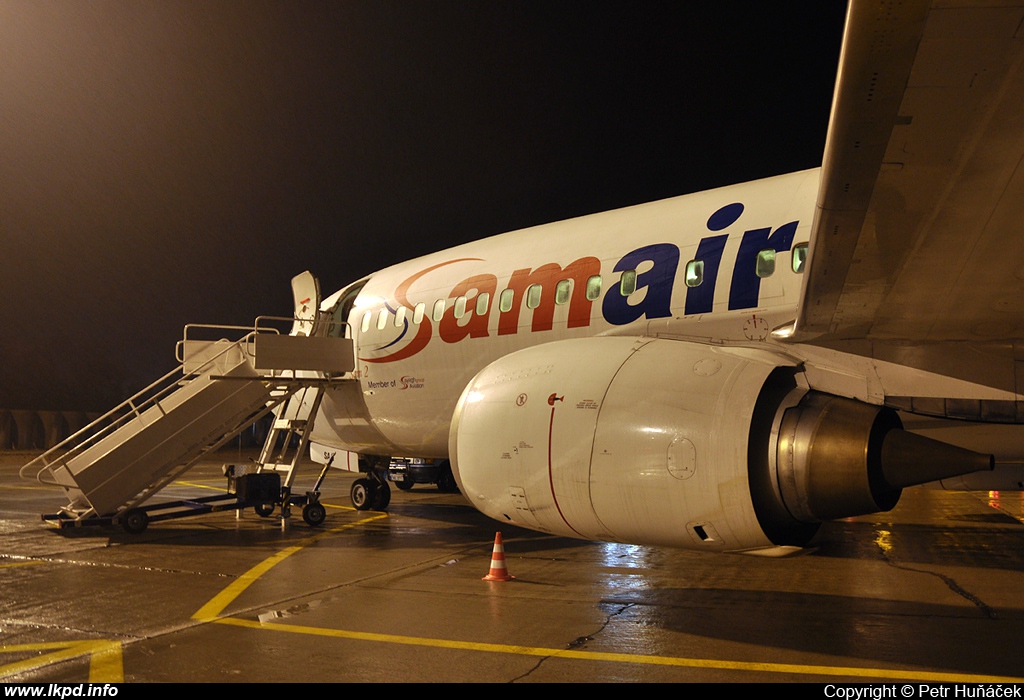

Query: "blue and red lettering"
left=359, top=202, right=800, bottom=362
left=602, top=244, right=679, bottom=326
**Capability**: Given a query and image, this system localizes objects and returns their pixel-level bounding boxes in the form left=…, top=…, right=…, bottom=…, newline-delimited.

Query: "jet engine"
left=449, top=337, right=992, bottom=552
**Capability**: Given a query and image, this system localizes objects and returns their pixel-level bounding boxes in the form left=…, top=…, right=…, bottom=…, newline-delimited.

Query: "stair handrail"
left=252, top=315, right=352, bottom=339
left=323, top=318, right=353, bottom=339
left=21, top=330, right=261, bottom=486
left=176, top=323, right=280, bottom=363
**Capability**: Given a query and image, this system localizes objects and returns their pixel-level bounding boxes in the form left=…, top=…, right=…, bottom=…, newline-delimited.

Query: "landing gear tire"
left=121, top=509, right=149, bottom=535
left=396, top=478, right=414, bottom=491
left=437, top=463, right=459, bottom=494
left=351, top=478, right=376, bottom=511
left=254, top=503, right=275, bottom=518
left=372, top=481, right=391, bottom=510
left=302, top=502, right=327, bottom=527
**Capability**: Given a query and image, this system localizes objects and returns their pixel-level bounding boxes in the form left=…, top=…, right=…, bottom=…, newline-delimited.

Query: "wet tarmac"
left=1, top=450, right=1023, bottom=683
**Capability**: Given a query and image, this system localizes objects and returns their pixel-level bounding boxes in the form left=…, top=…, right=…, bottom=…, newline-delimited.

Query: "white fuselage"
left=311, top=170, right=818, bottom=458
left=307, top=167, right=1024, bottom=551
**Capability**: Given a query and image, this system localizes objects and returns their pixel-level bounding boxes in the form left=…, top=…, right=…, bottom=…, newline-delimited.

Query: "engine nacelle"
left=449, top=337, right=992, bottom=552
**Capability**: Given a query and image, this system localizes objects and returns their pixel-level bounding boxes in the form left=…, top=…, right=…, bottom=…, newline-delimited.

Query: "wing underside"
left=790, top=0, right=1024, bottom=392
left=795, top=0, right=1024, bottom=348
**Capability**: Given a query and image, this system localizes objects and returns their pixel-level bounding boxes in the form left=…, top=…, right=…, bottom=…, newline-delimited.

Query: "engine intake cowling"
left=449, top=337, right=992, bottom=552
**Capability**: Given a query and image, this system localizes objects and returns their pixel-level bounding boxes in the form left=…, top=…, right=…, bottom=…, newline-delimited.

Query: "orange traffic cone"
left=482, top=532, right=515, bottom=581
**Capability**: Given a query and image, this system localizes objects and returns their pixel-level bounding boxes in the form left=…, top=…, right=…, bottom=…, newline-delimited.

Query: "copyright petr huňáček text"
left=825, top=686, right=1022, bottom=699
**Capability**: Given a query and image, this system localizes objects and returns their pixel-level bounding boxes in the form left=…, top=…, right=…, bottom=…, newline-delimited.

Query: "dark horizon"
left=0, top=1, right=847, bottom=411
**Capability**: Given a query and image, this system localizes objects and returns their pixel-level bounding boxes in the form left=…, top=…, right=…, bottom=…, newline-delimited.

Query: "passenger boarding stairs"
left=20, top=317, right=354, bottom=528
left=251, top=383, right=325, bottom=505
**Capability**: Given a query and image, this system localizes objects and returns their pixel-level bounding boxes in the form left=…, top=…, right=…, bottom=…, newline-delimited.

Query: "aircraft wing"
left=794, top=0, right=1024, bottom=345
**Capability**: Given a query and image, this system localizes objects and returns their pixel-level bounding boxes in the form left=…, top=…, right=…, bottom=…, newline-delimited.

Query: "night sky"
left=0, top=1, right=847, bottom=411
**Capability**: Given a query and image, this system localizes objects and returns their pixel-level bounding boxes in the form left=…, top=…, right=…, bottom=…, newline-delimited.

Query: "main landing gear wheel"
left=437, top=464, right=459, bottom=494
left=302, top=502, right=327, bottom=527
left=351, top=478, right=375, bottom=511
left=121, top=509, right=149, bottom=535
left=373, top=481, right=391, bottom=510
left=254, top=503, right=275, bottom=518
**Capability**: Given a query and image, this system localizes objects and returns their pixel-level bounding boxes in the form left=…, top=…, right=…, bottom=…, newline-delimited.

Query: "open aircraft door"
left=290, top=271, right=321, bottom=337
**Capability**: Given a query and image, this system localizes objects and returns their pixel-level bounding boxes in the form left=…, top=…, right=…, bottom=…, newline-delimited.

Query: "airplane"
left=298, top=0, right=1024, bottom=554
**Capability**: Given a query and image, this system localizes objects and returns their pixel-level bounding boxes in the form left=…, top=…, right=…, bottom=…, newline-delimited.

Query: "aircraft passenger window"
left=756, top=249, right=776, bottom=278
left=394, top=306, right=407, bottom=327
left=555, top=280, right=571, bottom=305
left=619, top=270, right=637, bottom=296
left=432, top=299, right=445, bottom=322
left=499, top=288, right=514, bottom=313
left=376, top=308, right=389, bottom=331
left=685, top=260, right=704, bottom=287
left=361, top=311, right=372, bottom=334
left=526, top=284, right=542, bottom=309
left=413, top=302, right=425, bottom=324
left=476, top=292, right=490, bottom=315
left=585, top=275, right=601, bottom=301
left=454, top=296, right=467, bottom=319
left=792, top=242, right=808, bottom=273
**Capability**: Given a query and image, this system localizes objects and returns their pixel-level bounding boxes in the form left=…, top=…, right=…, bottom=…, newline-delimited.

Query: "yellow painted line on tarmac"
left=172, top=480, right=353, bottom=510
left=213, top=616, right=1024, bottom=683
left=0, top=560, right=45, bottom=569
left=192, top=512, right=388, bottom=622
left=0, top=640, right=123, bottom=682
left=3, top=484, right=59, bottom=491
left=190, top=518, right=1024, bottom=684
left=0, top=498, right=372, bottom=681
left=173, top=480, right=228, bottom=492
left=187, top=504, right=1022, bottom=683
left=87, top=642, right=123, bottom=683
